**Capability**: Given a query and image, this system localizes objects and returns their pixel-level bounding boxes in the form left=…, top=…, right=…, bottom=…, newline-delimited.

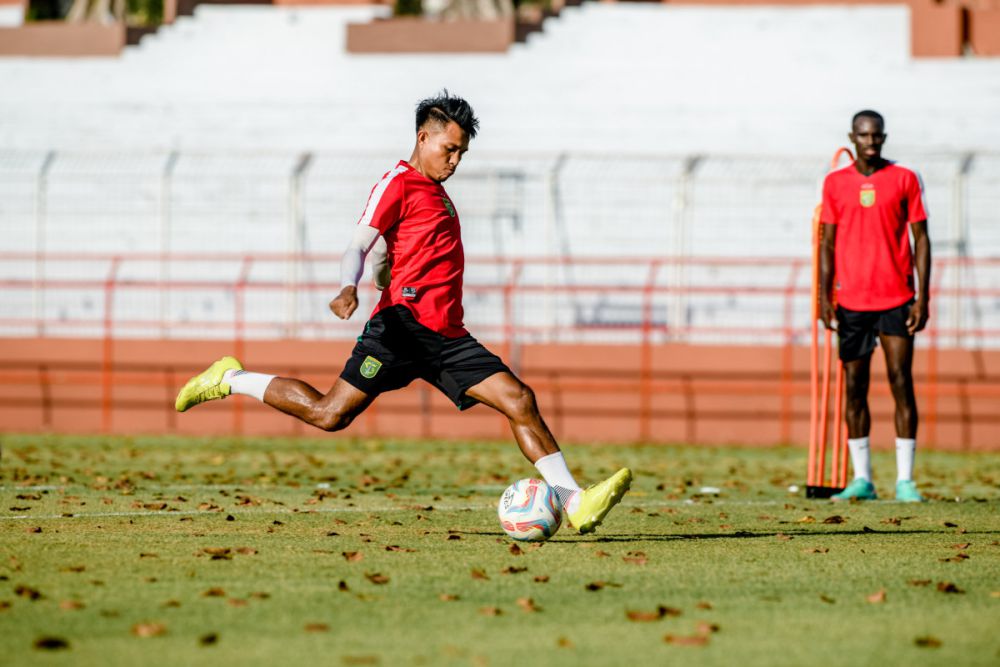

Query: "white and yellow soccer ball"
left=497, top=478, right=562, bottom=542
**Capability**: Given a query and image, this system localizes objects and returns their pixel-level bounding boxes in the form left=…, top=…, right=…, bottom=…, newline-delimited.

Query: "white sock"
left=534, top=452, right=582, bottom=513
left=896, top=437, right=916, bottom=482
left=847, top=437, right=872, bottom=482
left=223, top=369, right=275, bottom=402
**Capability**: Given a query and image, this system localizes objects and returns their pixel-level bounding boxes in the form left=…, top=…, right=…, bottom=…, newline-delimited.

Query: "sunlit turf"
left=2, top=434, right=999, bottom=666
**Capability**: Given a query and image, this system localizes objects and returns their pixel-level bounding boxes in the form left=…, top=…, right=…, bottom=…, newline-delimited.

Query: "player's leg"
left=260, top=376, right=374, bottom=432
left=832, top=307, right=879, bottom=501
left=879, top=330, right=923, bottom=502
left=463, top=371, right=558, bottom=463
left=174, top=356, right=375, bottom=431
left=464, top=370, right=631, bottom=534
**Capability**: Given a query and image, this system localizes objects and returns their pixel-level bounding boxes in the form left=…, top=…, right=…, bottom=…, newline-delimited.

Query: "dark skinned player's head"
left=412, top=91, right=479, bottom=183
left=849, top=110, right=887, bottom=163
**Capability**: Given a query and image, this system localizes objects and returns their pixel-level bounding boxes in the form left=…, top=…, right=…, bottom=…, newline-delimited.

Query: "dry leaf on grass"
left=235, top=547, right=257, bottom=556
left=479, top=606, right=503, bottom=616
left=385, top=545, right=415, bottom=553
left=131, top=622, right=167, bottom=638
left=866, top=589, right=887, bottom=604
left=585, top=581, right=622, bottom=591
left=914, top=636, right=942, bottom=648
left=202, top=588, right=226, bottom=597
left=664, top=634, right=709, bottom=647
left=15, top=585, right=42, bottom=601
left=33, top=637, right=69, bottom=650
left=516, top=597, right=541, bottom=613
left=822, top=515, right=846, bottom=524
left=908, top=579, right=931, bottom=587
left=365, top=573, right=390, bottom=585
left=819, top=594, right=835, bottom=604
left=626, top=605, right=681, bottom=622
left=594, top=550, right=611, bottom=558
left=342, top=551, right=363, bottom=562
left=338, top=581, right=350, bottom=592
left=937, top=581, right=964, bottom=594
left=471, top=568, right=490, bottom=580
left=59, top=600, right=85, bottom=610
left=534, top=575, right=550, bottom=583
left=696, top=601, right=713, bottom=610
left=199, top=633, right=218, bottom=646
left=509, top=544, right=523, bottom=556
left=696, top=621, right=720, bottom=635
left=226, top=599, right=248, bottom=607
left=439, top=593, right=459, bottom=602
left=802, top=547, right=829, bottom=554
left=304, top=623, right=329, bottom=633
left=796, top=516, right=816, bottom=523
left=557, top=637, right=573, bottom=648
left=623, top=551, right=648, bottom=565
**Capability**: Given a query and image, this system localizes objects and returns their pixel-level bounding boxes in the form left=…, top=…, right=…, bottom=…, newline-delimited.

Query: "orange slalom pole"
left=832, top=361, right=845, bottom=487
left=808, top=205, right=822, bottom=487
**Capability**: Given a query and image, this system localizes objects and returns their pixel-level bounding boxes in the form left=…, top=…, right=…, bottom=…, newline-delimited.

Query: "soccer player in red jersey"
left=819, top=110, right=932, bottom=502
left=175, top=92, right=632, bottom=533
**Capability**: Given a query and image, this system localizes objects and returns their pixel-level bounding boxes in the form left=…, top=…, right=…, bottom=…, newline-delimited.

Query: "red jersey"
left=358, top=160, right=467, bottom=337
left=820, top=161, right=928, bottom=311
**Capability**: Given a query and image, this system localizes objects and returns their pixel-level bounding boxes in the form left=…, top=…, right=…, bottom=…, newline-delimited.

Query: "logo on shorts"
left=402, top=286, right=417, bottom=299
left=360, top=355, right=382, bottom=379
left=441, top=197, right=455, bottom=217
left=859, top=185, right=876, bottom=208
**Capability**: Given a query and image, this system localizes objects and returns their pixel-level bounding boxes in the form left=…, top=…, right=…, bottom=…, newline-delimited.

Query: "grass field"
left=2, top=433, right=999, bottom=667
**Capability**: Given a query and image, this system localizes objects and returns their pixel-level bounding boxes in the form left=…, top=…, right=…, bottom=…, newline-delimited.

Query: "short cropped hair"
left=852, top=109, right=885, bottom=129
left=415, top=90, right=479, bottom=139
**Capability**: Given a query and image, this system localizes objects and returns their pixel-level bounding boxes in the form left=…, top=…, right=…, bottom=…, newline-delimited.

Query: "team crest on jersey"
left=360, top=355, right=382, bottom=379
left=441, top=197, right=455, bottom=217
left=402, top=286, right=417, bottom=299
left=859, top=185, right=876, bottom=208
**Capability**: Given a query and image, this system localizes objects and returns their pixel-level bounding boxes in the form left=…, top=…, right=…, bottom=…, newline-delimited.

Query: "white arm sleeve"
left=369, top=236, right=391, bottom=291
left=340, top=224, right=381, bottom=289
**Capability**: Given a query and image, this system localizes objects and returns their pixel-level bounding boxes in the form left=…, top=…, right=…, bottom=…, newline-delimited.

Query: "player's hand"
left=819, top=298, right=837, bottom=331
left=906, top=299, right=929, bottom=335
left=329, top=286, right=359, bottom=320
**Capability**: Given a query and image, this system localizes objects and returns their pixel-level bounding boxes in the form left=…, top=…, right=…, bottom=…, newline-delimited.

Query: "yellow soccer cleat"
left=567, top=468, right=633, bottom=534
left=174, top=356, right=243, bottom=412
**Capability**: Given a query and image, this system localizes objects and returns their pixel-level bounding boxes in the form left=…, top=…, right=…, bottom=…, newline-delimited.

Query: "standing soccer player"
left=175, top=91, right=632, bottom=533
left=819, top=110, right=931, bottom=502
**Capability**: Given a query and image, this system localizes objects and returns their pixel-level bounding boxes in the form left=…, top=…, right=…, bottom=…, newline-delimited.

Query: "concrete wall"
left=0, top=21, right=125, bottom=56
left=2, top=337, right=997, bottom=451
left=346, top=17, right=515, bottom=53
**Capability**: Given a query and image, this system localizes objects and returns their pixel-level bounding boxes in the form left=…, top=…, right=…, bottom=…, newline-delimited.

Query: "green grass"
left=2, top=433, right=999, bottom=666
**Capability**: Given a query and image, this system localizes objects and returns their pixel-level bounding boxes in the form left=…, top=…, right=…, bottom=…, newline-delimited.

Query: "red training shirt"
left=820, top=161, right=928, bottom=311
left=357, top=160, right=467, bottom=337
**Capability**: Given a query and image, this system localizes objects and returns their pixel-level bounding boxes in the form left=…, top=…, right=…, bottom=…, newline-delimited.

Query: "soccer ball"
left=497, top=478, right=562, bottom=542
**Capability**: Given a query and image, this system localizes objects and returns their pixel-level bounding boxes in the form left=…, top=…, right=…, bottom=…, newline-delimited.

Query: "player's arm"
left=819, top=223, right=837, bottom=331
left=907, top=220, right=931, bottom=334
left=368, top=236, right=391, bottom=291
left=330, top=225, right=382, bottom=320
left=330, top=171, right=404, bottom=319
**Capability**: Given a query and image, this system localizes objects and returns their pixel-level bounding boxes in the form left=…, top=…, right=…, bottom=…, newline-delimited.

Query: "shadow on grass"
left=448, top=528, right=998, bottom=543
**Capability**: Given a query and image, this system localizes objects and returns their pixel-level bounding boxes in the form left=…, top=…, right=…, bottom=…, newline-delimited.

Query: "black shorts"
left=836, top=299, right=914, bottom=362
left=340, top=305, right=510, bottom=410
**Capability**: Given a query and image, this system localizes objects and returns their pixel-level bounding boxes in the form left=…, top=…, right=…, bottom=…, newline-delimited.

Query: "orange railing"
left=3, top=252, right=1000, bottom=443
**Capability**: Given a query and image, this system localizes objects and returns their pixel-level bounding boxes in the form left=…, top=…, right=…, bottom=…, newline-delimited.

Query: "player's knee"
left=886, top=369, right=912, bottom=396
left=312, top=407, right=353, bottom=432
left=507, top=383, right=539, bottom=421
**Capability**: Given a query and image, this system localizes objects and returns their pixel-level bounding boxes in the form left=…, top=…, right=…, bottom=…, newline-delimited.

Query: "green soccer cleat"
left=895, top=480, right=924, bottom=503
left=174, top=356, right=243, bottom=412
left=831, top=478, right=878, bottom=501
left=567, top=468, right=633, bottom=534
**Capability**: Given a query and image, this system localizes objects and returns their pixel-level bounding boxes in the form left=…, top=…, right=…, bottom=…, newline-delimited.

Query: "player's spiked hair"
left=415, top=90, right=479, bottom=139
left=852, top=109, right=884, bottom=129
